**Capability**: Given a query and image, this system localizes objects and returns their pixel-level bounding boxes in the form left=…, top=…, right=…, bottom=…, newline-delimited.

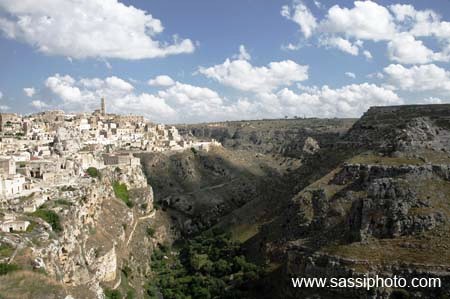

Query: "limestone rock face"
left=343, top=105, right=450, bottom=153
left=93, top=246, right=117, bottom=282
left=29, top=162, right=154, bottom=298
left=177, top=118, right=354, bottom=158
left=302, top=136, right=320, bottom=154
left=347, top=178, right=445, bottom=240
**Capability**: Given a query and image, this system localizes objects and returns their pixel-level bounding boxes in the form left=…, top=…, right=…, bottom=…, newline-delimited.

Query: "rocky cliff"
left=177, top=118, right=355, bottom=157
left=247, top=105, right=450, bottom=299
left=0, top=163, right=158, bottom=298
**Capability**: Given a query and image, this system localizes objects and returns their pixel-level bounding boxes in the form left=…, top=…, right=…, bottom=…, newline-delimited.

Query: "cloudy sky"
left=0, top=0, right=450, bottom=123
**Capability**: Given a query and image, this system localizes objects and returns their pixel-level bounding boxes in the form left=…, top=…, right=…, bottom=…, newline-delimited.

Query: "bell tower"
left=101, top=97, right=106, bottom=116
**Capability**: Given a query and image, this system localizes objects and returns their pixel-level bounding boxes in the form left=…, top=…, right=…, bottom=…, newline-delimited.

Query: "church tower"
left=101, top=97, right=105, bottom=116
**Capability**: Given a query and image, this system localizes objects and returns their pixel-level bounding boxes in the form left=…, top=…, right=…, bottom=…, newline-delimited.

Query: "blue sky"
left=1, top=0, right=450, bottom=123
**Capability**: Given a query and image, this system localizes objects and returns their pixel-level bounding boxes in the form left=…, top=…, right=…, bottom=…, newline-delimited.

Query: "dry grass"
left=230, top=223, right=260, bottom=243
left=348, top=151, right=423, bottom=166
left=0, top=270, right=66, bottom=299
left=323, top=226, right=450, bottom=267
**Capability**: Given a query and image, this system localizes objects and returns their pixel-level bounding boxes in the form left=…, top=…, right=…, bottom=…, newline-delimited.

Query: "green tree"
left=86, top=167, right=100, bottom=178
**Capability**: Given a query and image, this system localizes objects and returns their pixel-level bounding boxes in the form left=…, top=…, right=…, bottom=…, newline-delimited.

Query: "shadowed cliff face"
left=137, top=147, right=303, bottom=235
left=248, top=106, right=450, bottom=299
left=137, top=118, right=357, bottom=237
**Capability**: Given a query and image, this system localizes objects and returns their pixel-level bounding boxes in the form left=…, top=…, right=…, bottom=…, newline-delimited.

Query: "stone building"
left=0, top=214, right=30, bottom=232
left=0, top=158, right=16, bottom=175
left=102, top=153, right=140, bottom=167
left=0, top=174, right=25, bottom=198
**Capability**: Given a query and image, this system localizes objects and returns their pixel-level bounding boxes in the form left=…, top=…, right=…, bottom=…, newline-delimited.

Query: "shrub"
left=0, top=263, right=20, bottom=276
left=146, top=227, right=156, bottom=237
left=32, top=209, right=63, bottom=232
left=0, top=244, right=13, bottom=257
left=113, top=182, right=133, bottom=208
left=54, top=199, right=71, bottom=206
left=121, top=265, right=132, bottom=278
left=104, top=289, right=121, bottom=299
left=86, top=167, right=100, bottom=178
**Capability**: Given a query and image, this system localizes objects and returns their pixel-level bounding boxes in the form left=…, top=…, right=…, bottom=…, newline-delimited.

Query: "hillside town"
left=0, top=98, right=220, bottom=233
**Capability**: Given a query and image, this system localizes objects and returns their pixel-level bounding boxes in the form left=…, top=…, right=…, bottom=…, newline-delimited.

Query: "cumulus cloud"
left=43, top=74, right=176, bottom=121
left=198, top=48, right=308, bottom=93
left=23, top=87, right=35, bottom=97
left=320, top=37, right=359, bottom=55
left=387, top=33, right=442, bottom=64
left=39, top=74, right=238, bottom=123
left=34, top=72, right=402, bottom=123
left=320, top=1, right=396, bottom=41
left=0, top=0, right=195, bottom=59
left=345, top=72, right=356, bottom=79
left=0, top=91, right=2, bottom=99
left=389, top=4, right=450, bottom=40
left=148, top=75, right=175, bottom=87
left=384, top=64, right=450, bottom=92
left=30, top=100, right=49, bottom=110
left=282, top=0, right=450, bottom=63
left=281, top=0, right=317, bottom=38
left=274, top=83, right=402, bottom=118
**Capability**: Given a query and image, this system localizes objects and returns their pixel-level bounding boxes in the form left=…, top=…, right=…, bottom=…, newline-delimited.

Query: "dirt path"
left=125, top=210, right=156, bottom=247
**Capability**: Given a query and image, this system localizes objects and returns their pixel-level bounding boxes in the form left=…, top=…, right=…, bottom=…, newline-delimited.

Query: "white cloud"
left=104, top=76, right=134, bottom=92
left=281, top=1, right=317, bottom=38
left=198, top=53, right=309, bottom=93
left=0, top=91, right=9, bottom=111
left=104, top=60, right=112, bottom=70
left=39, top=74, right=240, bottom=123
left=384, top=64, right=450, bottom=92
left=389, top=4, right=450, bottom=40
left=387, top=33, right=442, bottom=64
left=281, top=43, right=302, bottom=51
left=345, top=72, right=356, bottom=79
left=0, top=0, right=194, bottom=60
left=313, top=1, right=323, bottom=9
left=23, top=87, right=36, bottom=97
left=320, top=1, right=396, bottom=41
left=44, top=74, right=176, bottom=121
left=363, top=50, right=372, bottom=59
left=422, top=97, right=444, bottom=104
left=35, top=72, right=402, bottom=123
left=282, top=1, right=450, bottom=63
left=148, top=75, right=175, bottom=87
left=45, top=75, right=82, bottom=103
left=275, top=83, right=402, bottom=118
left=157, top=82, right=228, bottom=121
left=232, top=45, right=251, bottom=61
left=30, top=100, right=49, bottom=110
left=320, top=37, right=359, bottom=55
left=366, top=72, right=384, bottom=79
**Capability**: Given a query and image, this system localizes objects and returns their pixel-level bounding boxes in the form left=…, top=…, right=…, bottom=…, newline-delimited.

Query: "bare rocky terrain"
left=2, top=105, right=450, bottom=298
left=142, top=105, right=450, bottom=299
